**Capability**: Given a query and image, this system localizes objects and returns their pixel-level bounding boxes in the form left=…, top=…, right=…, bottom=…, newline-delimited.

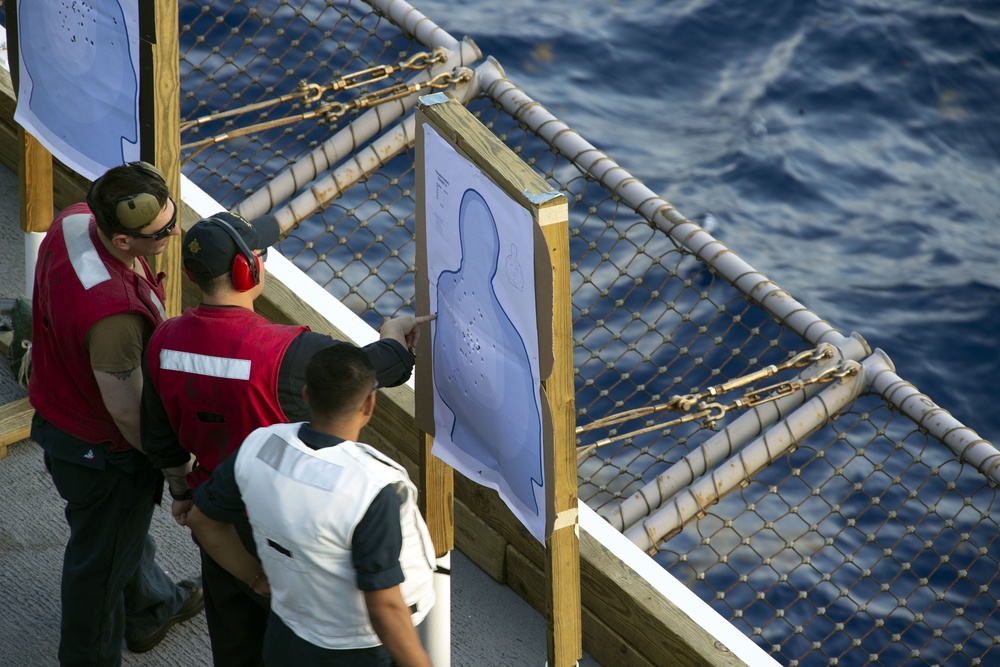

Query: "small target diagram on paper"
left=423, top=126, right=547, bottom=543
left=14, top=0, right=141, bottom=180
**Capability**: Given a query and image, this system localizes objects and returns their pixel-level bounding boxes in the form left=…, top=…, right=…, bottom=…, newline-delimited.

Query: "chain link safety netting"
left=177, top=2, right=999, bottom=666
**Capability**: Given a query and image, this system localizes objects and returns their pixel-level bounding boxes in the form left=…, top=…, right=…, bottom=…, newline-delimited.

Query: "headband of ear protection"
left=208, top=216, right=262, bottom=292
left=86, top=161, right=167, bottom=232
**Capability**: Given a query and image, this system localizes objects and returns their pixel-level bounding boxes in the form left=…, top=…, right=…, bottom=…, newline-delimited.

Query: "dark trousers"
left=263, top=613, right=393, bottom=666
left=200, top=518, right=269, bottom=667
left=45, top=452, right=185, bottom=667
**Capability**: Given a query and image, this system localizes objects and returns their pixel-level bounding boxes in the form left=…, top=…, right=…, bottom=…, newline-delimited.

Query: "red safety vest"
left=145, top=304, right=307, bottom=488
left=29, top=204, right=167, bottom=450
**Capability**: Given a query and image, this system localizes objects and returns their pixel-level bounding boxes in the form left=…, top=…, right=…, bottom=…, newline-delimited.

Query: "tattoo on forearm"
left=110, top=369, right=134, bottom=381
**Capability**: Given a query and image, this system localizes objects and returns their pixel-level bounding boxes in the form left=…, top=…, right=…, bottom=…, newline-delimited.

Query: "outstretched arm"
left=378, top=314, right=436, bottom=352
left=365, top=586, right=432, bottom=667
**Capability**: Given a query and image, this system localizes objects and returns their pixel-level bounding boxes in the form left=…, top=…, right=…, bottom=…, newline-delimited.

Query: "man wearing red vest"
left=29, top=162, right=204, bottom=667
left=141, top=211, right=432, bottom=667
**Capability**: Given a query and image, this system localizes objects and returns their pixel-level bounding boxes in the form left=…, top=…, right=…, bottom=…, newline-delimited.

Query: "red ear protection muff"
left=231, top=251, right=262, bottom=293
left=208, top=217, right=262, bottom=292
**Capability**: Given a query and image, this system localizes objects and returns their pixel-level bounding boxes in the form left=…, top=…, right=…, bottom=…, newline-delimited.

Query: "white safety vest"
left=234, top=422, right=436, bottom=649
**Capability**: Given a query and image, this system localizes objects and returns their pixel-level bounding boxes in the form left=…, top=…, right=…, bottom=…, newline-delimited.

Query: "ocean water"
left=4, top=5, right=991, bottom=433
left=15, top=0, right=993, bottom=440
left=416, top=0, right=1000, bottom=445
left=6, top=1, right=997, bottom=662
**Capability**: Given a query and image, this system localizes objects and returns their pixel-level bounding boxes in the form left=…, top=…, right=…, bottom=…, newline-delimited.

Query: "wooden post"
left=414, top=94, right=581, bottom=667
left=0, top=333, right=34, bottom=458
left=18, top=129, right=53, bottom=234
left=540, top=204, right=580, bottom=667
left=412, top=96, right=455, bottom=560
left=144, top=0, right=182, bottom=316
left=420, top=432, right=455, bottom=556
left=7, top=7, right=49, bottom=458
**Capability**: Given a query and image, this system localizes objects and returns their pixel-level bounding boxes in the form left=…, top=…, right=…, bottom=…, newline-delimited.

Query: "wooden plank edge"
left=454, top=495, right=507, bottom=582
left=0, top=333, right=32, bottom=458
left=0, top=396, right=33, bottom=458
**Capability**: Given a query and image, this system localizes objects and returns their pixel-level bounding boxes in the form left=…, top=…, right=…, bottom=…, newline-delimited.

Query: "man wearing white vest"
left=187, top=343, right=435, bottom=667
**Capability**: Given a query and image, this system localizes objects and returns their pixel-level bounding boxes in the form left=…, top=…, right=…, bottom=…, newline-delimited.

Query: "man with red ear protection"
left=140, top=211, right=434, bottom=667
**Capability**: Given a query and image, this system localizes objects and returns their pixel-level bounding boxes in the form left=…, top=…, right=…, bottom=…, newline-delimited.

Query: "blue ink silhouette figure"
left=434, top=188, right=543, bottom=515
left=20, top=1, right=139, bottom=168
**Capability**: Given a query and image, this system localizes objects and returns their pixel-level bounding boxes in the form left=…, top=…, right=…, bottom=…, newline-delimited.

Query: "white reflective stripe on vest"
left=256, top=434, right=344, bottom=491
left=63, top=213, right=110, bottom=290
left=159, top=349, right=252, bottom=380
left=148, top=290, right=167, bottom=322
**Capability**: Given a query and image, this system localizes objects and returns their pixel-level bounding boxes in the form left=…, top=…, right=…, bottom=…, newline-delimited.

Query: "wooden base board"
left=0, top=396, right=32, bottom=458
left=0, top=331, right=33, bottom=458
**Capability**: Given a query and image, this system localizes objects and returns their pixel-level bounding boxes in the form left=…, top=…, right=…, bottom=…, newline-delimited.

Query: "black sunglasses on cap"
left=127, top=197, right=177, bottom=241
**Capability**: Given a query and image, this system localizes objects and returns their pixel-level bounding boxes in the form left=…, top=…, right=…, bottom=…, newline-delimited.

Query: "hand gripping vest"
left=234, top=422, right=436, bottom=650
left=145, top=305, right=307, bottom=488
left=29, top=205, right=167, bottom=449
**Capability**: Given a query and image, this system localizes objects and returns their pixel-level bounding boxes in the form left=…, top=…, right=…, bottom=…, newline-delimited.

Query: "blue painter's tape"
left=524, top=190, right=562, bottom=205
left=420, top=92, right=451, bottom=106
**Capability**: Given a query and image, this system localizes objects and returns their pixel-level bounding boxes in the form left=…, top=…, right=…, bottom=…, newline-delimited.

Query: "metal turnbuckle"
left=576, top=345, right=851, bottom=458
left=180, top=49, right=460, bottom=154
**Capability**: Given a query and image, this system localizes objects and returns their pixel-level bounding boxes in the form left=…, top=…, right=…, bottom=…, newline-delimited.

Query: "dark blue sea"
left=416, top=0, right=1000, bottom=446
left=17, top=0, right=993, bottom=438
left=9, top=0, right=1000, bottom=663
left=5, top=5, right=993, bottom=432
